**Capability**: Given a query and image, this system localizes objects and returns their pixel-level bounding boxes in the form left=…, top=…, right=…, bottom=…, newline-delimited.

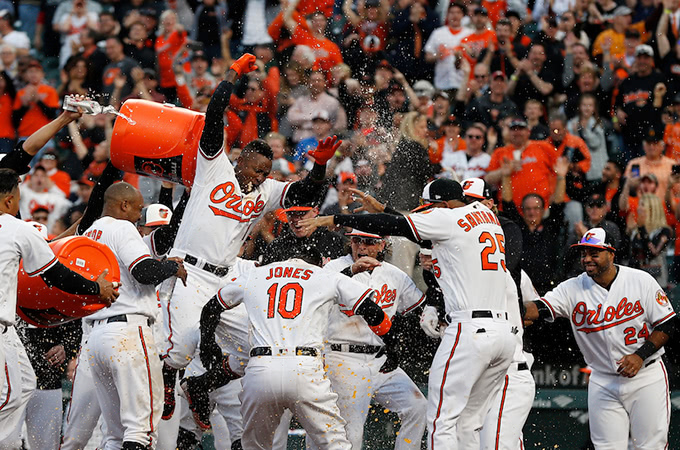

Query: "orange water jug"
left=17, top=236, right=121, bottom=327
left=110, top=99, right=205, bottom=187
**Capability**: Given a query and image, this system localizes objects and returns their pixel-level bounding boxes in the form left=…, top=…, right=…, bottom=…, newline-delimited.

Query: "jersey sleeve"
left=641, top=276, right=676, bottom=328
left=396, top=271, right=425, bottom=314
left=405, top=208, right=454, bottom=242
left=215, top=277, right=245, bottom=310
left=194, top=144, right=234, bottom=187
left=322, top=257, right=351, bottom=273
left=423, top=29, right=439, bottom=55
left=260, top=178, right=293, bottom=215
left=538, top=280, right=574, bottom=321
left=334, top=273, right=375, bottom=316
left=17, top=223, right=58, bottom=277
left=115, top=222, right=153, bottom=273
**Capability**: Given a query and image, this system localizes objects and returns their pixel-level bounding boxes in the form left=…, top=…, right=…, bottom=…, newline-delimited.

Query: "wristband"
left=369, top=313, right=392, bottom=336
left=634, top=340, right=657, bottom=360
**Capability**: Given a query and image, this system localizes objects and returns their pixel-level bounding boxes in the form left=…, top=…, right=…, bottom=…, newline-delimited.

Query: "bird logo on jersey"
left=656, top=290, right=670, bottom=307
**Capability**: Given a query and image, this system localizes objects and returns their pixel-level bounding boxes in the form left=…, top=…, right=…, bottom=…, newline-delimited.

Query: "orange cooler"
left=17, top=236, right=120, bottom=327
left=110, top=99, right=205, bottom=187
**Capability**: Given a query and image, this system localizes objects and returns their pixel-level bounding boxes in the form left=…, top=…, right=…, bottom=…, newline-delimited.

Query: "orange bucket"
left=17, top=236, right=121, bottom=327
left=110, top=99, right=205, bottom=187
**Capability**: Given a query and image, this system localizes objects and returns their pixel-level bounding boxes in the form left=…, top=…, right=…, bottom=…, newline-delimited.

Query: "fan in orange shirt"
left=461, top=7, right=496, bottom=72
left=428, top=115, right=466, bottom=164
left=12, top=60, right=59, bottom=139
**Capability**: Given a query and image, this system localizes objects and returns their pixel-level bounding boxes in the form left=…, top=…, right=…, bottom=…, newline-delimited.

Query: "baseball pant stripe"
left=430, top=322, right=462, bottom=450
left=65, top=356, right=81, bottom=423
left=520, top=438, right=524, bottom=450
left=138, top=326, right=155, bottom=444
left=662, top=361, right=670, bottom=450
left=495, top=375, right=510, bottom=450
left=162, top=296, right=175, bottom=359
left=0, top=363, right=10, bottom=410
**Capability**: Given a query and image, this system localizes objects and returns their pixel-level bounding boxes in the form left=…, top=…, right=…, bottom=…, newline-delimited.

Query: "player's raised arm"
left=200, top=54, right=257, bottom=157
left=300, top=213, right=419, bottom=243
left=284, top=135, right=343, bottom=207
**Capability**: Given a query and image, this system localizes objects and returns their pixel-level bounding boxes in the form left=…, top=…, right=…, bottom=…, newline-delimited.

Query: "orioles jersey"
left=539, top=266, right=675, bottom=375
left=215, top=259, right=374, bottom=349
left=405, top=202, right=508, bottom=313
left=83, top=217, right=157, bottom=320
left=172, top=145, right=291, bottom=267
left=323, top=255, right=425, bottom=346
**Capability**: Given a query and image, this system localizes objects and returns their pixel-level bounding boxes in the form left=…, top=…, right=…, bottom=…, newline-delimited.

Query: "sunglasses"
left=351, top=237, right=381, bottom=246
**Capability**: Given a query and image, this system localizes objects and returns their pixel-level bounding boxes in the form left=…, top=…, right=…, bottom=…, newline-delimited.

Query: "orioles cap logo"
left=583, top=232, right=595, bottom=241
left=159, top=208, right=169, bottom=219
left=462, top=180, right=474, bottom=190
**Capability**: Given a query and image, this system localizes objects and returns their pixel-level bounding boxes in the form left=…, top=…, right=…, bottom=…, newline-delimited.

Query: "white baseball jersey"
left=172, top=146, right=291, bottom=267
left=215, top=259, right=374, bottom=349
left=405, top=202, right=508, bottom=313
left=441, top=151, right=491, bottom=180
left=540, top=266, right=676, bottom=375
left=423, top=26, right=472, bottom=90
left=323, top=255, right=425, bottom=346
left=0, top=213, right=58, bottom=326
left=19, top=185, right=72, bottom=230
left=83, top=216, right=157, bottom=320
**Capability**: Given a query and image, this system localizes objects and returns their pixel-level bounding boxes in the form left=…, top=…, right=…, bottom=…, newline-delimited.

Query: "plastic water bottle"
left=63, top=95, right=117, bottom=115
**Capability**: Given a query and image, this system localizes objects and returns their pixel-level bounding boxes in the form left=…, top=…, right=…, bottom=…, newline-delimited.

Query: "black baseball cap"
left=586, top=193, right=606, bottom=207
left=509, top=118, right=528, bottom=129
left=419, top=179, right=465, bottom=206
left=643, top=123, right=664, bottom=142
left=282, top=184, right=328, bottom=213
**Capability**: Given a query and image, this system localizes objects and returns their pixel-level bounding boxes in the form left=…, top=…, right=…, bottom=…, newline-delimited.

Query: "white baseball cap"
left=140, top=204, right=172, bottom=227
left=25, top=221, right=49, bottom=240
left=571, top=227, right=616, bottom=252
left=461, top=177, right=490, bottom=200
left=346, top=229, right=383, bottom=239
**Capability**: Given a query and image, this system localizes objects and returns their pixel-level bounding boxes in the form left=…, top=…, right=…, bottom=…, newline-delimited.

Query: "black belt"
left=517, top=362, right=529, bottom=371
left=250, top=346, right=318, bottom=357
left=645, top=358, right=658, bottom=368
left=184, top=254, right=230, bottom=277
left=446, top=310, right=509, bottom=323
left=103, top=314, right=152, bottom=327
left=329, top=344, right=383, bottom=354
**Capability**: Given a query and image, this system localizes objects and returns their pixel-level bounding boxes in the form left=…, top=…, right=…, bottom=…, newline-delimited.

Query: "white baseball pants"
left=588, top=359, right=670, bottom=450
left=240, top=353, right=351, bottom=450
left=427, top=313, right=514, bottom=450
left=480, top=364, right=535, bottom=450
left=85, top=318, right=162, bottom=449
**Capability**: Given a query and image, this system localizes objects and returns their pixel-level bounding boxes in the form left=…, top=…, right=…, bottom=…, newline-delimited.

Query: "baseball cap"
left=643, top=123, right=664, bottom=142
left=0, top=10, right=12, bottom=21
left=641, top=173, right=659, bottom=184
left=461, top=177, right=491, bottom=200
left=338, top=172, right=357, bottom=184
left=473, top=6, right=488, bottom=15
left=635, top=44, right=654, bottom=57
left=433, top=91, right=449, bottom=101
left=30, top=204, right=50, bottom=215
left=312, top=110, right=331, bottom=122
left=491, top=71, right=507, bottom=81
left=192, top=50, right=209, bottom=62
left=571, top=227, right=616, bottom=252
left=441, top=115, right=460, bottom=127
left=140, top=204, right=173, bottom=227
left=505, top=10, right=521, bottom=20
left=509, top=118, right=528, bottom=129
left=413, top=80, right=435, bottom=98
left=585, top=193, right=606, bottom=207
left=26, top=221, right=49, bottom=240
left=27, top=59, right=43, bottom=70
left=283, top=183, right=327, bottom=213
left=420, top=178, right=465, bottom=205
left=611, top=5, right=633, bottom=17
left=77, top=173, right=97, bottom=187
left=346, top=229, right=383, bottom=239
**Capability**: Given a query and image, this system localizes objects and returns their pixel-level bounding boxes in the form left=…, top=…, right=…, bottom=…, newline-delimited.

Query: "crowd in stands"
left=3, top=0, right=680, bottom=298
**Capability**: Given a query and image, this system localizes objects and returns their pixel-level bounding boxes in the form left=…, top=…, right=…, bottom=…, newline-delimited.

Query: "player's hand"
left=229, top=53, right=258, bottom=77
left=350, top=188, right=386, bottom=213
left=168, top=257, right=188, bottom=286
left=45, top=344, right=66, bottom=367
left=96, top=270, right=120, bottom=306
left=351, top=256, right=381, bottom=274
left=299, top=216, right=335, bottom=235
left=200, top=338, right=223, bottom=371
left=616, top=354, right=644, bottom=378
left=420, top=306, right=442, bottom=339
left=308, top=135, right=342, bottom=166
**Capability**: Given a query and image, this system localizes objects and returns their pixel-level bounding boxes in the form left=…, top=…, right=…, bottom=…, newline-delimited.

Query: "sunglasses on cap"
left=351, top=237, right=382, bottom=246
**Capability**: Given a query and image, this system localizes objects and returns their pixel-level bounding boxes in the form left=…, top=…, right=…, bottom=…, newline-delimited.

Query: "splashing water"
left=110, top=110, right=136, bottom=125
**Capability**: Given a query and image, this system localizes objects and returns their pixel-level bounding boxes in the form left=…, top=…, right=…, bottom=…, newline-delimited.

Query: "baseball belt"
left=250, top=346, right=319, bottom=357
left=645, top=358, right=658, bottom=368
left=329, top=343, right=383, bottom=354
left=446, top=310, right=509, bottom=323
left=92, top=314, right=152, bottom=327
left=517, top=362, right=529, bottom=371
left=184, top=254, right=230, bottom=277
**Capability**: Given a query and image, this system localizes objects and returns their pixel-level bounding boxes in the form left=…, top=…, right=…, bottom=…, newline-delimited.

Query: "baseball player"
left=81, top=182, right=188, bottom=450
left=319, top=229, right=428, bottom=450
left=0, top=168, right=117, bottom=448
left=200, top=244, right=403, bottom=449
left=299, top=178, right=515, bottom=449
left=159, top=53, right=340, bottom=420
left=524, top=227, right=676, bottom=449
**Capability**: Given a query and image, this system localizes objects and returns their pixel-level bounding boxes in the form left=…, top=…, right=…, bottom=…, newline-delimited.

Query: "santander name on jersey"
left=539, top=266, right=675, bottom=375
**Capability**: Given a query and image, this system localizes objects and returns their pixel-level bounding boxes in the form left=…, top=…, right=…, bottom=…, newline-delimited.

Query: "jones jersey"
left=323, top=255, right=425, bottom=346
left=540, top=266, right=676, bottom=375
left=83, top=217, right=157, bottom=320
left=172, top=146, right=291, bottom=267
left=215, top=259, right=374, bottom=349
left=405, top=202, right=508, bottom=313
left=0, top=214, right=58, bottom=326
